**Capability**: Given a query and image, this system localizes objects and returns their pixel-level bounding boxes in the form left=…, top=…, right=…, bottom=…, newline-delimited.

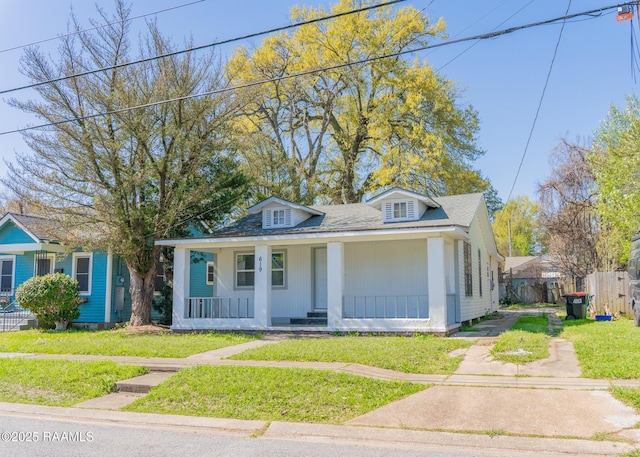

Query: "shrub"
left=15, top=273, right=82, bottom=330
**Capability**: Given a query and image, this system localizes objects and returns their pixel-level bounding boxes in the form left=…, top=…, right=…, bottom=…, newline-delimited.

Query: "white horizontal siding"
left=344, top=240, right=428, bottom=298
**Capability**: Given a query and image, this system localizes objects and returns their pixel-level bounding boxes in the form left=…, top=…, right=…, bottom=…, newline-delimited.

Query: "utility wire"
left=0, top=0, right=206, bottom=55
left=437, top=0, right=535, bottom=71
left=0, top=1, right=632, bottom=137
left=506, top=0, right=573, bottom=203
left=0, top=0, right=406, bottom=96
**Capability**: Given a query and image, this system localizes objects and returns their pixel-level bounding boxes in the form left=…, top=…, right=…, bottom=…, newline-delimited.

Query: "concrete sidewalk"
left=1, top=308, right=640, bottom=455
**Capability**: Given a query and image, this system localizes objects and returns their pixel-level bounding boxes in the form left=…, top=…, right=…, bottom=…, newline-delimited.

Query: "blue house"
left=0, top=212, right=143, bottom=328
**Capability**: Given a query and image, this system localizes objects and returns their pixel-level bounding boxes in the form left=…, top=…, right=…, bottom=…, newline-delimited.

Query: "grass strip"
left=491, top=314, right=550, bottom=364
left=561, top=319, right=640, bottom=379
left=0, top=329, right=257, bottom=358
left=0, top=358, right=147, bottom=406
left=229, top=335, right=473, bottom=374
left=125, top=365, right=425, bottom=423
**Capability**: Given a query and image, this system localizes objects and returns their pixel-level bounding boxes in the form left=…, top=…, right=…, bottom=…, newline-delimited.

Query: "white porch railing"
left=343, top=295, right=429, bottom=319
left=186, top=297, right=254, bottom=319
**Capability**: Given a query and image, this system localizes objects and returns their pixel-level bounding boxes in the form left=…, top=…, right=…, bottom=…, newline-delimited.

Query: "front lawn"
left=561, top=319, right=640, bottom=379
left=0, top=329, right=257, bottom=358
left=0, top=358, right=147, bottom=406
left=228, top=335, right=473, bottom=374
left=125, top=365, right=426, bottom=423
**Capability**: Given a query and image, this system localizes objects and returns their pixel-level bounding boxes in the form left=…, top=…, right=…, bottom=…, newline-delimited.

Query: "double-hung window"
left=272, top=209, right=286, bottom=226
left=393, top=202, right=407, bottom=219
left=206, top=261, right=215, bottom=285
left=235, top=252, right=285, bottom=288
left=35, top=254, right=55, bottom=277
left=72, top=253, right=92, bottom=295
left=0, top=257, right=14, bottom=292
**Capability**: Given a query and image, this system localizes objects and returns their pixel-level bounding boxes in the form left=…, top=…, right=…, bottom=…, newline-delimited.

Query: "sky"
left=0, top=0, right=636, bottom=205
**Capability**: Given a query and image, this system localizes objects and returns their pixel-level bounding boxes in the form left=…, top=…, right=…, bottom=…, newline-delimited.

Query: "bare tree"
left=538, top=139, right=600, bottom=282
left=2, top=1, right=246, bottom=326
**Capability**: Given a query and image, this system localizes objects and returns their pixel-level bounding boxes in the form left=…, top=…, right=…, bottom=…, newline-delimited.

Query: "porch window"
left=235, top=252, right=285, bottom=288
left=464, top=242, right=472, bottom=296
left=206, top=261, right=215, bottom=285
left=72, top=253, right=92, bottom=295
left=0, top=258, right=14, bottom=292
left=393, top=202, right=407, bottom=219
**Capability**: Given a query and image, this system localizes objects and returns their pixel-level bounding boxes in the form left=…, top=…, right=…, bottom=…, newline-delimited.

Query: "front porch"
left=171, top=237, right=461, bottom=333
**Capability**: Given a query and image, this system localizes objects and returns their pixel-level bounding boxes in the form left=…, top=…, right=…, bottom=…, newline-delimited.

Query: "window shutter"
left=264, top=209, right=272, bottom=228
left=384, top=202, right=392, bottom=222
left=407, top=200, right=415, bottom=219
left=285, top=208, right=292, bottom=226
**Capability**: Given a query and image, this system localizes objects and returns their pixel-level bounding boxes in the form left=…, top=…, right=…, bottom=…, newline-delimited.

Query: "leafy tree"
left=15, top=273, right=82, bottom=330
left=539, top=139, right=599, bottom=277
left=589, top=94, right=640, bottom=267
left=227, top=0, right=495, bottom=205
left=2, top=1, right=247, bottom=326
left=492, top=196, right=543, bottom=257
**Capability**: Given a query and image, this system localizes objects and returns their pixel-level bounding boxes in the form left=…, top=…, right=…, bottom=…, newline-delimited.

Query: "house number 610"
left=258, top=256, right=262, bottom=272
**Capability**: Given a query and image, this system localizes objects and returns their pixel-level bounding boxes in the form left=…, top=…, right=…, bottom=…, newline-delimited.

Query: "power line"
left=0, top=1, right=632, bottom=137
left=0, top=0, right=207, bottom=55
left=0, top=0, right=407, bottom=96
left=506, top=0, right=573, bottom=203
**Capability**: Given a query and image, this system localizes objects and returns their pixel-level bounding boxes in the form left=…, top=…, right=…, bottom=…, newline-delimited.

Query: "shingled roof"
left=1, top=212, right=56, bottom=242
left=184, top=193, right=484, bottom=240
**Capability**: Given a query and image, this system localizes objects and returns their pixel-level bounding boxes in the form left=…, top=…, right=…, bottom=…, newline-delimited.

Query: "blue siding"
left=76, top=253, right=109, bottom=323
left=190, top=252, right=214, bottom=297
left=0, top=221, right=35, bottom=244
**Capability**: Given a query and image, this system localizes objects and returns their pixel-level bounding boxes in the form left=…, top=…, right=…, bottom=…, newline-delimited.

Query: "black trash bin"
left=563, top=292, right=588, bottom=320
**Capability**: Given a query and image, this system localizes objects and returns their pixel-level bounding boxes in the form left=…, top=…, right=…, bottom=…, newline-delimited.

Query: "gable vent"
left=384, top=202, right=392, bottom=221
left=264, top=209, right=272, bottom=228
left=407, top=200, right=416, bottom=219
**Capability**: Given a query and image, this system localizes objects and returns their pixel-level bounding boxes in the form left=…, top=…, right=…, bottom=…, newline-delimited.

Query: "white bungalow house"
left=158, top=188, right=503, bottom=334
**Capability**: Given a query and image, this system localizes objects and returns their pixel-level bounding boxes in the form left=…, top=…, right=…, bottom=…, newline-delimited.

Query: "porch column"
left=254, top=244, right=272, bottom=328
left=427, top=237, right=447, bottom=330
left=326, top=241, right=344, bottom=330
left=172, top=247, right=190, bottom=329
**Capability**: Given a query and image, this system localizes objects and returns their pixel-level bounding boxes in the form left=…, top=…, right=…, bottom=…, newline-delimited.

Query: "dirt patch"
left=121, top=325, right=172, bottom=335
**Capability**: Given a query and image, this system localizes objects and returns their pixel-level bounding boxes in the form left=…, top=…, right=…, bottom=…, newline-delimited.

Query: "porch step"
left=306, top=311, right=327, bottom=318
left=289, top=317, right=328, bottom=325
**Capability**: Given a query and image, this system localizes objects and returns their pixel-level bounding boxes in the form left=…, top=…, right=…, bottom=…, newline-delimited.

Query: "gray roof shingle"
left=192, top=193, right=483, bottom=239
left=2, top=212, right=55, bottom=242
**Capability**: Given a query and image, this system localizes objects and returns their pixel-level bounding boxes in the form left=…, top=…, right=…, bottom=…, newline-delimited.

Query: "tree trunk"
left=127, top=262, right=157, bottom=326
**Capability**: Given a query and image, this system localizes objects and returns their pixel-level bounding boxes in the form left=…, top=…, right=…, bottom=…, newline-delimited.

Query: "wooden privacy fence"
left=584, top=271, right=630, bottom=316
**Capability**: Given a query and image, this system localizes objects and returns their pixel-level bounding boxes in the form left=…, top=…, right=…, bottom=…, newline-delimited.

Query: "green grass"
left=490, top=314, right=550, bottom=364
left=0, top=329, right=257, bottom=358
left=228, top=335, right=474, bottom=374
left=125, top=365, right=425, bottom=423
left=561, top=319, right=640, bottom=379
left=0, top=358, right=147, bottom=406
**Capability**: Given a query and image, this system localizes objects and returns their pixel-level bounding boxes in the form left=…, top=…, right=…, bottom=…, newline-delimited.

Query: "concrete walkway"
left=2, top=308, right=640, bottom=456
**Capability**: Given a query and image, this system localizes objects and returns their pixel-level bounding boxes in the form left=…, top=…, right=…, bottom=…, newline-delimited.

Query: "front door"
left=314, top=248, right=328, bottom=310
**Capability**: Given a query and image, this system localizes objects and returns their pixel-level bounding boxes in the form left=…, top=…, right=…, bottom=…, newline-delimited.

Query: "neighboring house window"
left=0, top=257, right=14, bottom=292
left=35, top=254, right=55, bottom=276
left=393, top=202, right=407, bottom=219
left=272, top=209, right=285, bottom=226
left=464, top=242, right=472, bottom=297
left=235, top=252, right=285, bottom=288
left=72, top=253, right=92, bottom=295
left=206, top=261, right=215, bottom=285
left=155, top=261, right=165, bottom=294
left=478, top=249, right=482, bottom=297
